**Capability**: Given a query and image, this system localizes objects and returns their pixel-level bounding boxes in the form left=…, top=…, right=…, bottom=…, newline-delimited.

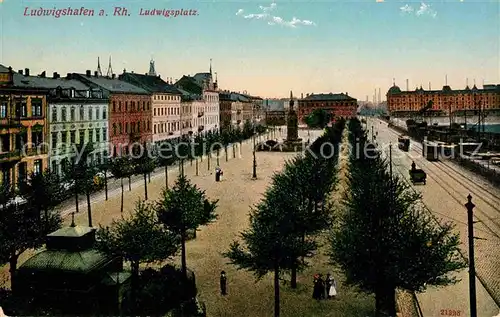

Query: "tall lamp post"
left=252, top=124, right=257, bottom=179
left=465, top=194, right=477, bottom=317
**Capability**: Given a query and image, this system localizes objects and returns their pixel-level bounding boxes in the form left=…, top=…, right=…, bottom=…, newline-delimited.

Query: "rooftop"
left=71, top=73, right=149, bottom=94
left=19, top=249, right=114, bottom=273
left=119, top=72, right=181, bottom=94
left=301, top=93, right=357, bottom=101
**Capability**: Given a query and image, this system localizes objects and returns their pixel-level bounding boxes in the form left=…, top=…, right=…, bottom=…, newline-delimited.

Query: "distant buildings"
left=386, top=83, right=500, bottom=116
left=119, top=68, right=182, bottom=145
left=297, top=92, right=357, bottom=122
left=72, top=71, right=151, bottom=157
left=0, top=58, right=266, bottom=189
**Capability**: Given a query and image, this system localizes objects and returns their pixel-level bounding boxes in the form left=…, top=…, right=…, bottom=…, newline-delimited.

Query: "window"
left=95, top=108, right=99, bottom=120
left=103, top=109, right=107, bottom=119
left=154, top=125, right=157, bottom=134
left=112, top=101, right=116, bottom=112
left=92, top=129, right=96, bottom=142
left=51, top=160, right=58, bottom=174
left=89, top=107, right=93, bottom=120
left=31, top=99, right=43, bottom=117
left=16, top=99, right=27, bottom=117
left=70, top=131, right=76, bottom=144
left=0, top=100, right=7, bottom=118
left=61, top=107, right=67, bottom=121
left=113, top=123, right=117, bottom=135
left=70, top=107, right=75, bottom=121
left=80, top=106, right=84, bottom=121
left=33, top=159, right=42, bottom=175
left=119, top=123, right=122, bottom=134
left=119, top=101, right=122, bottom=111
left=79, top=130, right=85, bottom=144
left=102, top=128, right=107, bottom=141
left=142, top=101, right=145, bottom=111
left=51, top=107, right=57, bottom=122
left=61, top=131, right=68, bottom=145
left=51, top=132, right=58, bottom=148
left=125, top=122, right=129, bottom=133
left=137, top=122, right=141, bottom=132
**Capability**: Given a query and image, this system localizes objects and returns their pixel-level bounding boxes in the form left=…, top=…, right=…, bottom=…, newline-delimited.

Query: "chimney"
left=8, top=66, right=12, bottom=72
left=112, top=74, right=116, bottom=79
left=25, top=68, right=29, bottom=76
left=301, top=93, right=304, bottom=99
left=86, top=70, right=91, bottom=77
left=18, top=70, right=23, bottom=75
left=53, top=72, right=58, bottom=78
left=94, top=71, right=98, bottom=77
left=40, top=71, right=46, bottom=78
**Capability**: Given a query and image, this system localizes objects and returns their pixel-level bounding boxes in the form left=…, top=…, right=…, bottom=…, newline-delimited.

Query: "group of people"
left=312, top=273, right=337, bottom=300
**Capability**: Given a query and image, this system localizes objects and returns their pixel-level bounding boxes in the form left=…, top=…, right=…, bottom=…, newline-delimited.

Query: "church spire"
left=96, top=57, right=102, bottom=76
left=148, top=59, right=156, bottom=76
left=209, top=58, right=212, bottom=75
left=106, top=56, right=113, bottom=77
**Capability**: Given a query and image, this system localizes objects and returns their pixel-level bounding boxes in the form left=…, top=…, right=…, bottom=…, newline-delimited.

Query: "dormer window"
left=86, top=90, right=90, bottom=98
left=71, top=88, right=75, bottom=98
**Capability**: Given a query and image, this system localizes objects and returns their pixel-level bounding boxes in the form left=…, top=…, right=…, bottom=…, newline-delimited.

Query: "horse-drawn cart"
left=409, top=168, right=426, bottom=184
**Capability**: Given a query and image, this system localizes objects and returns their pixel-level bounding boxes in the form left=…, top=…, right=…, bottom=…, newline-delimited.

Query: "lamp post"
left=465, top=194, right=477, bottom=317
left=252, top=125, right=257, bottom=179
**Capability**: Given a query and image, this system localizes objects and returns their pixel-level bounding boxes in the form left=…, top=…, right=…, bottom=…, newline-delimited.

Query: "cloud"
left=376, top=0, right=384, bottom=2
left=416, top=2, right=437, bottom=17
left=400, top=2, right=436, bottom=18
left=236, top=2, right=316, bottom=28
left=400, top=4, right=414, bottom=13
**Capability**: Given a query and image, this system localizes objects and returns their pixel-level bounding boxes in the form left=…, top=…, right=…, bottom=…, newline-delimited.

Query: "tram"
left=398, top=136, right=410, bottom=152
left=422, top=141, right=439, bottom=161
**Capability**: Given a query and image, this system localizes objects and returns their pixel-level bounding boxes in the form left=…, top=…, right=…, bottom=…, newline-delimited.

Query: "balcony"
left=0, top=149, right=22, bottom=163
left=197, top=111, right=204, bottom=117
left=25, top=144, right=48, bottom=157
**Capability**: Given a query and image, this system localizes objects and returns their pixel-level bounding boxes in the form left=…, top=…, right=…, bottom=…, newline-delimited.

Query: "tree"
left=95, top=200, right=179, bottom=313
left=305, top=109, right=331, bottom=129
left=271, top=154, right=336, bottom=288
left=0, top=202, right=61, bottom=283
left=98, top=158, right=111, bottom=201
left=329, top=124, right=466, bottom=316
left=133, top=143, right=156, bottom=200
left=0, top=183, right=13, bottom=209
left=155, top=174, right=218, bottom=278
left=18, top=169, right=65, bottom=222
left=157, top=141, right=176, bottom=189
left=110, top=156, right=133, bottom=213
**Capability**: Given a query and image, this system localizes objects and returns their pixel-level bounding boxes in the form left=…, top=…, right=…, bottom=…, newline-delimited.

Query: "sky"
left=0, top=0, right=499, bottom=100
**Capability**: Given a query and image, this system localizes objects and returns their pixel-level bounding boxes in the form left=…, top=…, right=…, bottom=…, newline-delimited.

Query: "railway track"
left=385, top=128, right=500, bottom=238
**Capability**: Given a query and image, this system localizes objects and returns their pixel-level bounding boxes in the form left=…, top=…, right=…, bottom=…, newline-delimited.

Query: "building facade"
left=298, top=93, right=358, bottom=122
left=72, top=71, right=151, bottom=156
left=264, top=110, right=286, bottom=126
left=0, top=65, right=49, bottom=189
left=44, top=74, right=108, bottom=175
left=119, top=72, right=182, bottom=144
left=386, top=83, right=500, bottom=116
left=174, top=69, right=220, bottom=136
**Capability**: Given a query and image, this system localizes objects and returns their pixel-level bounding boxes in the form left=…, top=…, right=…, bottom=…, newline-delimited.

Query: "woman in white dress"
left=327, top=274, right=337, bottom=298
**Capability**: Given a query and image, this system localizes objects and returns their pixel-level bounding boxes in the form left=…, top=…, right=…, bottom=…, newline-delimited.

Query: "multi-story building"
left=72, top=71, right=151, bottom=156
left=26, top=71, right=109, bottom=175
left=119, top=70, right=182, bottom=145
left=298, top=93, right=358, bottom=122
left=386, top=83, right=500, bottom=116
left=174, top=67, right=220, bottom=135
left=264, top=110, right=286, bottom=126
left=218, top=92, right=247, bottom=129
left=0, top=65, right=49, bottom=188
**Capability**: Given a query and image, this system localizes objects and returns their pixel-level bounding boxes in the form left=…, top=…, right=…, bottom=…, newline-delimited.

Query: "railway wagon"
left=422, top=141, right=439, bottom=161
left=398, top=136, right=410, bottom=152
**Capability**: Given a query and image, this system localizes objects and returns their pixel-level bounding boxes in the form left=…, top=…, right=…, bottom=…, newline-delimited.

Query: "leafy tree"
left=155, top=174, right=218, bottom=277
left=133, top=143, right=156, bottom=200
left=305, top=109, right=331, bottom=129
left=0, top=202, right=61, bottom=283
left=98, top=158, right=111, bottom=201
left=329, top=123, right=466, bottom=317
left=0, top=183, right=13, bottom=209
left=157, top=141, right=176, bottom=189
left=95, top=200, right=179, bottom=313
left=110, top=156, right=133, bottom=213
left=18, top=169, right=65, bottom=222
left=224, top=190, right=313, bottom=317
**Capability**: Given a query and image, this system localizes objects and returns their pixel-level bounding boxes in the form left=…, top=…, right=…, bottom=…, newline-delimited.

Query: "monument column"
left=286, top=91, right=299, bottom=141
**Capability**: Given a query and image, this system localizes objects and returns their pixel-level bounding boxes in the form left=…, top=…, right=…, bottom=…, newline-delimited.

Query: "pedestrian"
left=312, top=274, right=321, bottom=300
left=328, top=274, right=338, bottom=299
left=325, top=273, right=333, bottom=298
left=220, top=271, right=227, bottom=296
left=318, top=274, right=326, bottom=300
left=411, top=161, right=416, bottom=171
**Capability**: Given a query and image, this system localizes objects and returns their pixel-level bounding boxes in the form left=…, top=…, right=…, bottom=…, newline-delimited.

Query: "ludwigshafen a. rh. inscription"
left=23, top=7, right=199, bottom=18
